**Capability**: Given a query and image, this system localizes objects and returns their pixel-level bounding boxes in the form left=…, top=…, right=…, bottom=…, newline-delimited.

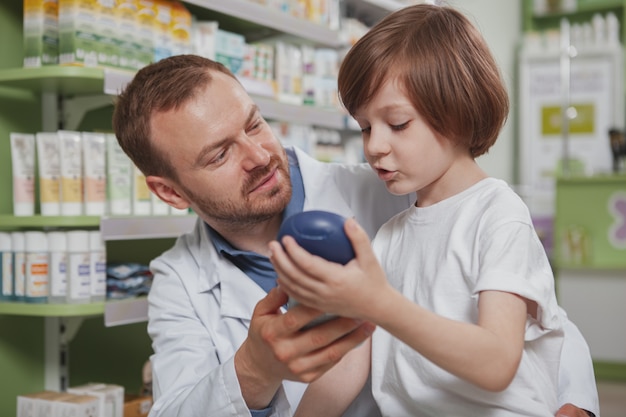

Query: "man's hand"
left=556, top=403, right=593, bottom=417
left=234, top=286, right=375, bottom=410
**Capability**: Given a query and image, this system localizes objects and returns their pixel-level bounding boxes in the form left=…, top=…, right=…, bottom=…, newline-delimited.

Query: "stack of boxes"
left=17, top=383, right=125, bottom=417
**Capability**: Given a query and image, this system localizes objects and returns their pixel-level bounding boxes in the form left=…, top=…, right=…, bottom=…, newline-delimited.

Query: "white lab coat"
left=146, top=147, right=599, bottom=417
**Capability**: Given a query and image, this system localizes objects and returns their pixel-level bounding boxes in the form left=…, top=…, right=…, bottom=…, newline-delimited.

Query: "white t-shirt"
left=371, top=178, right=564, bottom=417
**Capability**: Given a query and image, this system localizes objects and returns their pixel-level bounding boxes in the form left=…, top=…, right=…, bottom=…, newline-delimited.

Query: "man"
left=112, top=55, right=599, bottom=417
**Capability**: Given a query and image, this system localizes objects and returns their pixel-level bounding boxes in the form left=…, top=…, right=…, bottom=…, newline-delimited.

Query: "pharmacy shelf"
left=0, top=66, right=355, bottom=130
left=0, top=297, right=148, bottom=324
left=0, top=66, right=132, bottom=95
left=0, top=215, right=196, bottom=241
left=0, top=300, right=104, bottom=317
left=184, top=0, right=344, bottom=47
left=0, top=215, right=100, bottom=229
left=100, top=215, right=197, bottom=241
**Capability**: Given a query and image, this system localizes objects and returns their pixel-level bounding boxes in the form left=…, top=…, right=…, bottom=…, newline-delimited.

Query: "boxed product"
left=192, top=20, right=218, bottom=60
left=274, top=41, right=303, bottom=105
left=58, top=0, right=100, bottom=66
left=215, top=29, right=246, bottom=76
left=123, top=394, right=152, bottom=417
left=168, top=1, right=192, bottom=57
left=68, top=383, right=124, bottom=417
left=17, top=391, right=99, bottom=417
left=115, top=0, right=142, bottom=71
left=23, top=0, right=59, bottom=67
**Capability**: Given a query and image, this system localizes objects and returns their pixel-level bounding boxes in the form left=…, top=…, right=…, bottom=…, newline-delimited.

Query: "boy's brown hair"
left=338, top=4, right=509, bottom=157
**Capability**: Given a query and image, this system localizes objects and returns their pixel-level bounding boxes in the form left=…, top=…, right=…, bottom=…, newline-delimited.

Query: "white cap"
left=24, top=231, right=48, bottom=252
left=67, top=230, right=90, bottom=252
left=89, top=230, right=104, bottom=251
left=0, top=232, right=11, bottom=251
left=10, top=232, right=25, bottom=251
left=47, top=231, right=67, bottom=252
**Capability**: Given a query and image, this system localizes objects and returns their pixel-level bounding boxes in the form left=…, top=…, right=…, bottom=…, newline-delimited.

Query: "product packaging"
left=36, top=131, right=62, bottom=216
left=68, top=383, right=124, bottom=417
left=47, top=231, right=67, bottom=303
left=23, top=0, right=59, bottom=67
left=215, top=29, right=246, bottom=76
left=106, top=133, right=132, bottom=215
left=58, top=130, right=84, bottom=216
left=0, top=233, right=13, bottom=301
left=10, top=133, right=36, bottom=216
left=59, top=0, right=100, bottom=66
left=17, top=391, right=99, bottom=417
left=88, top=230, right=106, bottom=302
left=132, top=165, right=152, bottom=215
left=66, top=230, right=91, bottom=304
left=11, top=232, right=26, bottom=302
left=82, top=132, right=107, bottom=216
left=24, top=231, right=49, bottom=303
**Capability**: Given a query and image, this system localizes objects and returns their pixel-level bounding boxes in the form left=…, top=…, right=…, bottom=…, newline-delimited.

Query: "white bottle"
left=66, top=231, right=91, bottom=304
left=47, top=231, right=68, bottom=303
left=11, top=232, right=26, bottom=302
left=24, top=231, right=49, bottom=303
left=0, top=232, right=13, bottom=301
left=89, top=230, right=106, bottom=302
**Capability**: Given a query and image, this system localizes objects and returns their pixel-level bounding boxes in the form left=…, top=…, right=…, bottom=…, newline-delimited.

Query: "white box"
left=68, top=383, right=124, bottom=417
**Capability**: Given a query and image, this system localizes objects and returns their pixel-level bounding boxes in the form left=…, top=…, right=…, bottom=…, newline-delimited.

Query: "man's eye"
left=360, top=126, right=371, bottom=134
left=210, top=149, right=228, bottom=165
left=248, top=119, right=264, bottom=134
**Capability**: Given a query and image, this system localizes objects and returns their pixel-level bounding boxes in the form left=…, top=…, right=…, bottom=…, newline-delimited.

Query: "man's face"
left=150, top=72, right=292, bottom=227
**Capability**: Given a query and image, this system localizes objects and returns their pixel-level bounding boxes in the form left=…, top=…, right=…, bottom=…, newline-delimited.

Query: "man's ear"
left=145, top=175, right=190, bottom=210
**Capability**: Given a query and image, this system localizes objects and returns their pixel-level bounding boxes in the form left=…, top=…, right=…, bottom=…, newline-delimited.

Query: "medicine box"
left=123, top=394, right=152, bottom=417
left=215, top=29, right=246, bottom=76
left=23, top=0, right=59, bottom=67
left=17, top=391, right=99, bottom=417
left=68, top=382, right=124, bottom=417
left=58, top=0, right=100, bottom=66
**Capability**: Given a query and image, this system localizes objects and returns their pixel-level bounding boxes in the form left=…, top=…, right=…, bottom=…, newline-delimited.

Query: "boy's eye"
left=360, top=126, right=371, bottom=134
left=391, top=122, right=409, bottom=131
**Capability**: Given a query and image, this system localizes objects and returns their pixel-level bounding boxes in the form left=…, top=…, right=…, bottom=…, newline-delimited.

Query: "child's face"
left=352, top=77, right=475, bottom=206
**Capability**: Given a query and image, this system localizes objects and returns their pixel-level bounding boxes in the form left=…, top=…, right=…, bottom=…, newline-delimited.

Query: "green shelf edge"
left=0, top=301, right=105, bottom=317
left=0, top=66, right=132, bottom=95
left=0, top=215, right=101, bottom=229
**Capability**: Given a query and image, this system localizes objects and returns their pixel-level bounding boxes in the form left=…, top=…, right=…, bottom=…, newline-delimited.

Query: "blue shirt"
left=205, top=148, right=305, bottom=417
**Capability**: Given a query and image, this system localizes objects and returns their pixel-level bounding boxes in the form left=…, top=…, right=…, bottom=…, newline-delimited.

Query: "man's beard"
left=181, top=153, right=292, bottom=229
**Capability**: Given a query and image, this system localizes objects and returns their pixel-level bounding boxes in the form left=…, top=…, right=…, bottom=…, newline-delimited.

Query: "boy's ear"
left=145, top=175, right=191, bottom=210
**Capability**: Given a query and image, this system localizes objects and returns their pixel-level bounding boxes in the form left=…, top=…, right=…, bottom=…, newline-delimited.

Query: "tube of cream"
left=58, top=130, right=84, bottom=216
left=105, top=133, right=132, bottom=215
left=82, top=132, right=107, bottom=216
left=10, top=133, right=36, bottom=216
left=36, top=131, right=62, bottom=216
left=132, top=164, right=152, bottom=215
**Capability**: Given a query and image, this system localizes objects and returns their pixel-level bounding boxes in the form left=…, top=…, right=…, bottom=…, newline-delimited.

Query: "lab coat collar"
left=293, top=147, right=354, bottom=217
left=192, top=219, right=265, bottom=320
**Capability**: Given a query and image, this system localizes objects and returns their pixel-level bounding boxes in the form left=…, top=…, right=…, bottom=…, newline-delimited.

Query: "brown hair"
left=338, top=4, right=509, bottom=157
left=112, top=55, right=237, bottom=178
